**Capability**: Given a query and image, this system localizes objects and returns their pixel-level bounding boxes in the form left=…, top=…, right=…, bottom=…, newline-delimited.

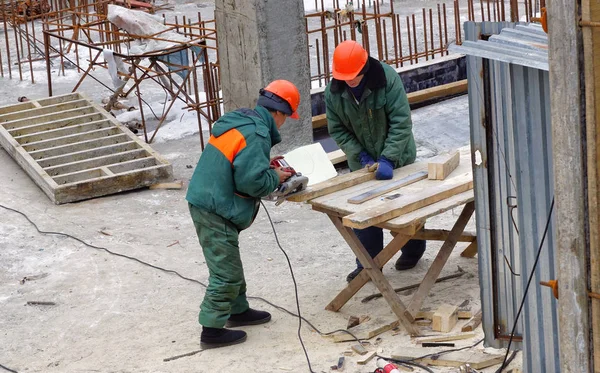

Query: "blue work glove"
left=375, top=156, right=394, bottom=180
left=358, top=151, right=375, bottom=168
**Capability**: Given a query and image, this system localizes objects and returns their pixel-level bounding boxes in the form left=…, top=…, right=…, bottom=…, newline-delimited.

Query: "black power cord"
left=0, top=364, right=18, bottom=373
left=496, top=198, right=555, bottom=372
left=0, top=202, right=367, bottom=372
left=259, top=200, right=314, bottom=373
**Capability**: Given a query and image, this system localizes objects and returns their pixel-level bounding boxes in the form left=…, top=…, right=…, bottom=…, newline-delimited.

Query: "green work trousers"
left=189, top=203, right=249, bottom=328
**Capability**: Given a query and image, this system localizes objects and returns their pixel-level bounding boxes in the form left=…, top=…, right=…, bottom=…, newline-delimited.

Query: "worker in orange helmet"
left=186, top=80, right=300, bottom=348
left=324, top=40, right=425, bottom=282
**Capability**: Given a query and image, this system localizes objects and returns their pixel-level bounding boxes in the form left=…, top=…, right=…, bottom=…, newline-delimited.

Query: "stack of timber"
left=0, top=93, right=172, bottom=204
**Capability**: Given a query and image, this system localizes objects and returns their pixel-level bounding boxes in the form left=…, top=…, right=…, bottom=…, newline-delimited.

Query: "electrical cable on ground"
left=1, top=202, right=494, bottom=372
left=0, top=202, right=368, bottom=371
left=259, top=200, right=314, bottom=373
left=496, top=198, right=555, bottom=372
left=0, top=363, right=18, bottom=373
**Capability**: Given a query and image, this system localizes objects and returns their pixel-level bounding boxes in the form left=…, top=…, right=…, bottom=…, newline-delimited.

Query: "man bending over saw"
left=324, top=40, right=426, bottom=283
left=186, top=80, right=300, bottom=349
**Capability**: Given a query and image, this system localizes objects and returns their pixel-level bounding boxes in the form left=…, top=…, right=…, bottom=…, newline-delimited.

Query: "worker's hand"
left=358, top=150, right=375, bottom=168
left=375, top=156, right=394, bottom=180
left=274, top=167, right=292, bottom=183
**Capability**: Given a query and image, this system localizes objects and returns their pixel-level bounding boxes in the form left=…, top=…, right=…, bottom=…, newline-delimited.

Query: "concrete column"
left=215, top=0, right=312, bottom=153
left=547, top=0, right=592, bottom=371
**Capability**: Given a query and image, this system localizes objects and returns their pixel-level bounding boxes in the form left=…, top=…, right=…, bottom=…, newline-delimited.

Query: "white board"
left=283, top=143, right=337, bottom=186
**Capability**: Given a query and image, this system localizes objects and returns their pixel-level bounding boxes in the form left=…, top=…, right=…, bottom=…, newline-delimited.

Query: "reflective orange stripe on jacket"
left=208, top=129, right=247, bottom=164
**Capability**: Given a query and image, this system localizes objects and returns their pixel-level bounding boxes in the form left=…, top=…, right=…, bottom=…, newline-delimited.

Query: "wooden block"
left=351, top=344, right=368, bottom=355
left=333, top=317, right=399, bottom=342
left=392, top=347, right=503, bottom=370
left=357, top=351, right=377, bottom=365
left=328, top=149, right=347, bottom=165
left=428, top=150, right=461, bottom=180
left=312, top=113, right=327, bottom=129
left=415, top=332, right=476, bottom=343
left=149, top=181, right=183, bottom=190
left=432, top=304, right=458, bottom=332
left=286, top=168, right=376, bottom=202
left=343, top=176, right=473, bottom=229
left=461, top=309, right=483, bottom=332
left=460, top=240, right=478, bottom=258
left=416, top=309, right=471, bottom=320
left=347, top=171, right=428, bottom=204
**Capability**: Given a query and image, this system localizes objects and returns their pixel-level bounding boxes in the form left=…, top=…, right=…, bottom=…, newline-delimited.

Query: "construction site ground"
left=0, top=76, right=521, bottom=372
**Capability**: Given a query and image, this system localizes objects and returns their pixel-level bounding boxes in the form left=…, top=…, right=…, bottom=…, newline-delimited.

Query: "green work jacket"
left=325, top=58, right=416, bottom=171
left=186, top=106, right=280, bottom=230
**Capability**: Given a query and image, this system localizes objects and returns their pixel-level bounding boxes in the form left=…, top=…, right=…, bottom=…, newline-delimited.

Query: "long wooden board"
left=391, top=347, right=503, bottom=370
left=0, top=93, right=172, bottom=204
left=342, top=175, right=474, bottom=229
left=347, top=170, right=428, bottom=204
left=286, top=168, right=376, bottom=202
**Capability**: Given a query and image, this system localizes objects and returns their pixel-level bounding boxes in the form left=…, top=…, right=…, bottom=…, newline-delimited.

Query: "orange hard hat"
left=332, top=40, right=368, bottom=80
left=260, top=80, right=300, bottom=119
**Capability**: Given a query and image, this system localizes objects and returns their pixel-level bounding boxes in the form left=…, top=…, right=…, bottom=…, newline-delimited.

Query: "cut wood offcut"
left=342, top=176, right=474, bottom=229
left=428, top=150, right=460, bottom=180
left=0, top=93, right=172, bottom=204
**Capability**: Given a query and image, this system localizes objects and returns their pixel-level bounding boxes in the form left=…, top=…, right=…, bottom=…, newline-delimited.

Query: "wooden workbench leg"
left=460, top=239, right=478, bottom=258
left=326, top=227, right=413, bottom=312
left=405, top=201, right=475, bottom=319
left=328, top=216, right=421, bottom=336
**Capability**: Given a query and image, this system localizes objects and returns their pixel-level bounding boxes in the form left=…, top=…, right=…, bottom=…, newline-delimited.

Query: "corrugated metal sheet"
left=449, top=22, right=559, bottom=373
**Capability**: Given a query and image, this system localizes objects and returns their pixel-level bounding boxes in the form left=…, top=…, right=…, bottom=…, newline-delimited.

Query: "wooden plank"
left=432, top=304, right=458, bottom=332
left=391, top=347, right=503, bottom=370
left=428, top=150, right=460, bottom=180
left=9, top=113, right=106, bottom=137
left=149, top=181, right=184, bottom=190
left=412, top=229, right=476, bottom=242
left=29, top=133, right=130, bottom=159
left=405, top=202, right=475, bottom=318
left=357, top=351, right=377, bottom=365
left=0, top=101, right=35, bottom=115
left=415, top=309, right=472, bottom=320
left=286, top=168, right=376, bottom=202
left=327, top=149, right=347, bottom=165
left=36, top=92, right=82, bottom=106
left=343, top=176, right=473, bottom=229
left=22, top=126, right=120, bottom=151
left=0, top=99, right=89, bottom=123
left=333, top=317, right=400, bottom=342
left=460, top=240, right=478, bottom=258
left=18, top=120, right=114, bottom=146
left=413, top=332, right=477, bottom=343
left=44, top=150, right=149, bottom=176
left=0, top=106, right=96, bottom=129
left=461, top=309, right=482, bottom=332
left=37, top=141, right=137, bottom=168
left=312, top=113, right=327, bottom=129
left=329, top=216, right=420, bottom=336
left=385, top=190, right=474, bottom=230
left=348, top=171, right=428, bottom=204
left=406, top=79, right=468, bottom=105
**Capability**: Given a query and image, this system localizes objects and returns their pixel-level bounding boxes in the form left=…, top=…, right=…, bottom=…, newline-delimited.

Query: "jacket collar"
left=329, top=57, right=387, bottom=94
left=254, top=105, right=282, bottom=146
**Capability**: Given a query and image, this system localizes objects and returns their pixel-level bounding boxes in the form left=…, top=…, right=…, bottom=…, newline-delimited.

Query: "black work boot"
left=226, top=308, right=271, bottom=327
left=346, top=267, right=363, bottom=282
left=395, top=240, right=426, bottom=270
left=200, top=327, right=247, bottom=349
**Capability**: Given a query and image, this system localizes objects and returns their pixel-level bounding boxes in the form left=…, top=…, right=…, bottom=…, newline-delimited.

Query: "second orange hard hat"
left=332, top=40, right=368, bottom=81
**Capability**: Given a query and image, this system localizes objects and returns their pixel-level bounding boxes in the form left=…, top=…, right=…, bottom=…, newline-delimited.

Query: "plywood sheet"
left=0, top=93, right=172, bottom=204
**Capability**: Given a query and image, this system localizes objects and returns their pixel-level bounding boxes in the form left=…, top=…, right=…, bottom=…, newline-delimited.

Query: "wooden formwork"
left=0, top=92, right=172, bottom=204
